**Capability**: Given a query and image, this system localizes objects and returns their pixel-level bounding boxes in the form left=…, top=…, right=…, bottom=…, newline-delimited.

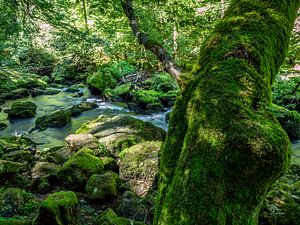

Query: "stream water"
left=0, top=87, right=169, bottom=149
left=0, top=87, right=299, bottom=164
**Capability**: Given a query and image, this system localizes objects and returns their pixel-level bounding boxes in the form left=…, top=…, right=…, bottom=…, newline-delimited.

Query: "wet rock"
left=0, top=136, right=36, bottom=155
left=119, top=141, right=161, bottom=196
left=0, top=123, right=7, bottom=130
left=43, top=88, right=60, bottom=95
left=76, top=115, right=166, bottom=156
left=58, top=151, right=104, bottom=191
left=8, top=101, right=37, bottom=119
left=33, top=191, right=78, bottom=225
left=115, top=191, right=147, bottom=222
left=35, top=110, right=71, bottom=130
left=85, top=173, right=117, bottom=201
left=64, top=87, right=80, bottom=93
left=0, top=88, right=30, bottom=100
left=65, top=134, right=98, bottom=151
left=68, top=102, right=98, bottom=117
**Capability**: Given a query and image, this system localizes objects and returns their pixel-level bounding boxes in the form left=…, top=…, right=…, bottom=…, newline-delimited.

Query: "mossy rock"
left=104, top=82, right=133, bottom=100
left=0, top=188, right=33, bottom=217
left=35, top=146, right=73, bottom=164
left=87, top=71, right=117, bottom=95
left=8, top=101, right=37, bottom=119
left=65, top=134, right=99, bottom=151
left=101, top=157, right=118, bottom=172
left=0, top=68, right=46, bottom=96
left=35, top=110, right=71, bottom=130
left=33, top=191, right=78, bottom=225
left=0, top=123, right=8, bottom=130
left=85, top=173, right=117, bottom=201
left=0, top=160, right=26, bottom=175
left=76, top=115, right=166, bottom=156
left=58, top=151, right=104, bottom=190
left=115, top=191, right=147, bottom=222
left=0, top=136, right=36, bottom=156
left=96, top=208, right=146, bottom=225
left=119, top=141, right=161, bottom=196
left=2, top=150, right=34, bottom=165
left=68, top=102, right=98, bottom=117
left=132, top=90, right=162, bottom=110
left=269, top=104, right=300, bottom=141
left=0, top=89, right=30, bottom=100
left=31, top=162, right=61, bottom=193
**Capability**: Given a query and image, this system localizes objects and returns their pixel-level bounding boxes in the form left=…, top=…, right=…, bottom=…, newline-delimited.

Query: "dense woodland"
left=0, top=0, right=299, bottom=225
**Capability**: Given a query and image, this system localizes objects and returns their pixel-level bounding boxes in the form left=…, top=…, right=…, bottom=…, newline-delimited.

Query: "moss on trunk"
left=154, top=1, right=299, bottom=225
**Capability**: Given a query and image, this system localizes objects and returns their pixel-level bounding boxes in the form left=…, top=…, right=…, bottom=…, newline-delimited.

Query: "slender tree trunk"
left=154, top=1, right=299, bottom=224
left=220, top=0, right=225, bottom=18
left=82, top=0, right=89, bottom=32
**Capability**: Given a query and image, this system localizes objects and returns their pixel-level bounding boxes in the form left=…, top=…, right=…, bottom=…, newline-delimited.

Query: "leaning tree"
left=123, top=0, right=299, bottom=224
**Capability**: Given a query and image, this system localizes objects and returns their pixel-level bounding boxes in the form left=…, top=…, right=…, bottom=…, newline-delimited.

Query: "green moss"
left=96, top=209, right=145, bottom=225
left=33, top=191, right=78, bottom=225
left=0, top=160, right=25, bottom=175
left=58, top=151, right=104, bottom=190
left=87, top=70, right=117, bottom=95
left=35, top=110, right=72, bottom=130
left=155, top=0, right=300, bottom=224
left=85, top=173, right=117, bottom=201
left=133, top=90, right=162, bottom=109
left=8, top=101, right=37, bottom=119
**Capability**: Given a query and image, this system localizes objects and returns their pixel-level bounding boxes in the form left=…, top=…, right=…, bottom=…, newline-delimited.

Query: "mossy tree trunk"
left=154, top=1, right=299, bottom=225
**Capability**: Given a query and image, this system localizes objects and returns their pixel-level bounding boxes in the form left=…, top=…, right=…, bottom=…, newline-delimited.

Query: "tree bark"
left=154, top=1, right=299, bottom=225
left=121, top=0, right=182, bottom=83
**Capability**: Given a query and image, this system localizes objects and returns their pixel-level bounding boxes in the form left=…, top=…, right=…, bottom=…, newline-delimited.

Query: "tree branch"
left=121, top=0, right=182, bottom=83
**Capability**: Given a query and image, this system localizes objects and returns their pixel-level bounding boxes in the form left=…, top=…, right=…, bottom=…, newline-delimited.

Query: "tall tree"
left=153, top=0, right=299, bottom=224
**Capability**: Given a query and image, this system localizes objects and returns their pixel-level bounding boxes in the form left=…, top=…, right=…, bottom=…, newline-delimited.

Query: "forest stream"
left=0, top=87, right=170, bottom=150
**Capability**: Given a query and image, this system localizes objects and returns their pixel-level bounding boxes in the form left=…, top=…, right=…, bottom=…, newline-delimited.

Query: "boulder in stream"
left=8, top=101, right=37, bottom=119
left=76, top=115, right=166, bottom=156
left=35, top=110, right=71, bottom=130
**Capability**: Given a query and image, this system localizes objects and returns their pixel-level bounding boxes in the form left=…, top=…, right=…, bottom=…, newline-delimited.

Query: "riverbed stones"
left=8, top=101, right=37, bottom=119
left=76, top=115, right=166, bottom=156
left=69, top=102, right=98, bottom=117
left=35, top=110, right=71, bottom=130
left=119, top=141, right=161, bottom=196
left=0, top=160, right=26, bottom=175
left=33, top=191, right=78, bottom=225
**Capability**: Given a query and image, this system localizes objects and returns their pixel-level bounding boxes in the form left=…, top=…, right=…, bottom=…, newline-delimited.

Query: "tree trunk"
left=154, top=1, right=299, bottom=225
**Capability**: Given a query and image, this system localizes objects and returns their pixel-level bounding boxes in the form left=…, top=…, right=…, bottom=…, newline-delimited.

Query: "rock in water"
left=35, top=110, right=71, bottom=130
left=8, top=101, right=37, bottom=119
left=76, top=115, right=166, bottom=156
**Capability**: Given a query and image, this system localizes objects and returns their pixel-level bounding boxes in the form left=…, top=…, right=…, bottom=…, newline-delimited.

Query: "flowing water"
left=0, top=87, right=169, bottom=149
left=0, top=87, right=299, bottom=165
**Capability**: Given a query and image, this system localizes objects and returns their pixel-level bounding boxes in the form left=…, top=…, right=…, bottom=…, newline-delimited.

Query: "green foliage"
left=272, top=76, right=300, bottom=110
